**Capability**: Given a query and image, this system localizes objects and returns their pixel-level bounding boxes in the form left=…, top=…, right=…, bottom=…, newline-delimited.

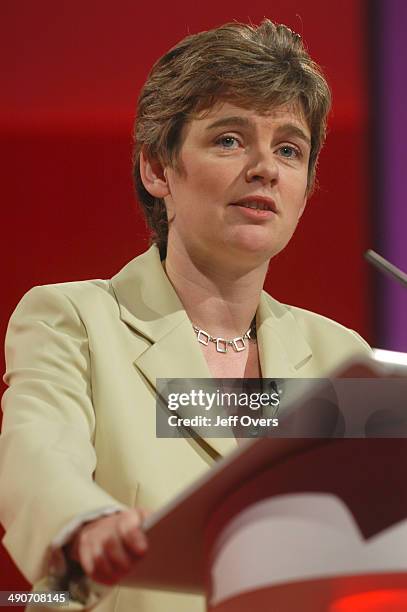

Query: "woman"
left=0, top=19, right=370, bottom=612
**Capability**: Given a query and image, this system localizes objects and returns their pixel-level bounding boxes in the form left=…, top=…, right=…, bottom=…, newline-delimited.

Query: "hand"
left=66, top=508, right=149, bottom=585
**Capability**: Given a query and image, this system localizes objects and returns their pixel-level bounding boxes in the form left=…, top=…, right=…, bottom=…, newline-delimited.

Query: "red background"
left=0, top=0, right=373, bottom=597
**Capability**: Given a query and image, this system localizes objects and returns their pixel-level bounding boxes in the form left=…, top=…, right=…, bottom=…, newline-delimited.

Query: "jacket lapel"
left=257, top=291, right=313, bottom=378
left=110, top=246, right=236, bottom=459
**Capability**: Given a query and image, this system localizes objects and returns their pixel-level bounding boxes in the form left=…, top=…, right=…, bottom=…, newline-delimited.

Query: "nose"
left=245, top=151, right=279, bottom=185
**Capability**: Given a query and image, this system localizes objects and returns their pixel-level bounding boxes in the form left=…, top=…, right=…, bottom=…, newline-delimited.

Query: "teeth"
left=240, top=201, right=269, bottom=211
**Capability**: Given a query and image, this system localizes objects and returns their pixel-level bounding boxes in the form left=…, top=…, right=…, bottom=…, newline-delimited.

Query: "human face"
left=164, top=101, right=311, bottom=267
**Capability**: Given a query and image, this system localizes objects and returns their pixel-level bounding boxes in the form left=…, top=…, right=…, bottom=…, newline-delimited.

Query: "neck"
left=164, top=242, right=269, bottom=338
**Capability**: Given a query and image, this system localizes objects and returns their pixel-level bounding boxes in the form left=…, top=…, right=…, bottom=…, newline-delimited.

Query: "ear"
left=298, top=195, right=307, bottom=220
left=139, top=147, right=170, bottom=199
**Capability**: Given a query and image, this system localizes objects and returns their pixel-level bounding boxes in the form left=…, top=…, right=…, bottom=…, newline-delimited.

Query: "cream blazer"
left=0, top=245, right=370, bottom=611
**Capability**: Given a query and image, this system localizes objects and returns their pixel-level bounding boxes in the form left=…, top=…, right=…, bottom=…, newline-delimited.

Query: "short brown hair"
left=133, top=19, right=332, bottom=259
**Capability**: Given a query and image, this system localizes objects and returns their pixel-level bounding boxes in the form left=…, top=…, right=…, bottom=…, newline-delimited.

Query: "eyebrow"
left=205, top=116, right=311, bottom=147
left=205, top=116, right=252, bottom=131
left=274, top=123, right=311, bottom=147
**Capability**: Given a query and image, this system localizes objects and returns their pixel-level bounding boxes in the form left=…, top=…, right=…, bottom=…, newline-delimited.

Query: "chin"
left=228, top=229, right=282, bottom=258
left=226, top=240, right=277, bottom=266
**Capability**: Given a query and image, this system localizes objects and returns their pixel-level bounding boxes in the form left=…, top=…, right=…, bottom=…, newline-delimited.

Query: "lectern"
left=122, top=354, right=407, bottom=611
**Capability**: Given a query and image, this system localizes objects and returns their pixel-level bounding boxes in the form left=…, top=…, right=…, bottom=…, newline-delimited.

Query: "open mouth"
left=234, top=201, right=273, bottom=211
left=231, top=197, right=277, bottom=214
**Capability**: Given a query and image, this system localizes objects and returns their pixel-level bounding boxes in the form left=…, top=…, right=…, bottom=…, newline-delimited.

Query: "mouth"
left=230, top=196, right=277, bottom=214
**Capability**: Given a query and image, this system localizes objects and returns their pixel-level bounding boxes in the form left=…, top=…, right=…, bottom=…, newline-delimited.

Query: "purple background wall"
left=380, top=0, right=407, bottom=350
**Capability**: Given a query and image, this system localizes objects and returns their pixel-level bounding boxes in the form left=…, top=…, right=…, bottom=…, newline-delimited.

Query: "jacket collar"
left=256, top=291, right=313, bottom=377
left=110, top=246, right=312, bottom=457
left=110, top=246, right=188, bottom=345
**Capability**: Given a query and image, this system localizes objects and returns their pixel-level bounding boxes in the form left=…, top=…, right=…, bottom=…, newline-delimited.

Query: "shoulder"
left=4, top=281, right=120, bottom=360
left=288, top=302, right=370, bottom=351
left=10, top=278, right=115, bottom=323
left=6, top=247, right=166, bottom=347
left=10, top=246, right=161, bottom=322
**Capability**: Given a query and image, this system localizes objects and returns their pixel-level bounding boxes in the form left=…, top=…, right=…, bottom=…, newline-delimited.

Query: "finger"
left=137, top=507, right=151, bottom=522
left=74, top=529, right=97, bottom=575
left=78, top=542, right=95, bottom=576
left=92, top=527, right=141, bottom=580
left=104, top=532, right=134, bottom=572
left=81, top=535, right=124, bottom=586
left=90, top=565, right=119, bottom=586
left=75, top=510, right=148, bottom=584
left=90, top=544, right=132, bottom=587
left=122, top=527, right=148, bottom=557
left=123, top=508, right=145, bottom=526
left=117, top=513, right=148, bottom=555
left=122, top=507, right=150, bottom=524
left=90, top=542, right=118, bottom=580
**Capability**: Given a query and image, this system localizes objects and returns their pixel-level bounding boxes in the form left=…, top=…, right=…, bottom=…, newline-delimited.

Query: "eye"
left=215, top=135, right=241, bottom=149
left=278, top=145, right=301, bottom=159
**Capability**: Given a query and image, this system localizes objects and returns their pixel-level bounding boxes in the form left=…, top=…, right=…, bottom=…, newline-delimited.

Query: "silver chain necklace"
left=192, top=322, right=256, bottom=353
